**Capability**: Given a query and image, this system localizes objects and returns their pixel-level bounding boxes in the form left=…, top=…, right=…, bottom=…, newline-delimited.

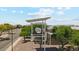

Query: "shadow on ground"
left=22, top=40, right=30, bottom=43
left=35, top=47, right=65, bottom=51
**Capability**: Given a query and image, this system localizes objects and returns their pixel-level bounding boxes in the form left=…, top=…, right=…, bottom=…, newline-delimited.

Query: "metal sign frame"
left=26, top=17, right=51, bottom=51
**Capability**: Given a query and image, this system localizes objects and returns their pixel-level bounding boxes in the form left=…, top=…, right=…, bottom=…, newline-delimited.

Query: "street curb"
left=6, top=37, right=23, bottom=51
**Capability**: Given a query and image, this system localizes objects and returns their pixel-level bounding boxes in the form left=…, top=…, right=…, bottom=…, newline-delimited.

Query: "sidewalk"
left=7, top=37, right=72, bottom=51
left=6, top=37, right=23, bottom=51
left=13, top=40, right=39, bottom=51
left=13, top=39, right=60, bottom=51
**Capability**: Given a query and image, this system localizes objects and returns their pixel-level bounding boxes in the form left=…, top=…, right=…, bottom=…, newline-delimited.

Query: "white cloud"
left=54, top=18, right=72, bottom=22
left=27, top=8, right=54, bottom=18
left=56, top=19, right=64, bottom=21
left=57, top=7, right=71, bottom=11
left=56, top=7, right=71, bottom=15
left=12, top=10, right=16, bottom=13
left=57, top=7, right=64, bottom=10
left=28, top=12, right=39, bottom=16
left=65, top=7, right=71, bottom=10
left=47, top=18, right=79, bottom=25
left=57, top=11, right=64, bottom=15
left=0, top=8, right=7, bottom=11
left=20, top=10, right=24, bottom=14
left=39, top=8, right=54, bottom=16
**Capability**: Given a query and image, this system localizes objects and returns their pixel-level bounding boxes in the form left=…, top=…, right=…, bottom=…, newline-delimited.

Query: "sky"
left=0, top=7, right=79, bottom=25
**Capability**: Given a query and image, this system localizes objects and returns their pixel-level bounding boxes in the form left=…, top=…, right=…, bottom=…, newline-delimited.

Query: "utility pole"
left=8, top=29, right=15, bottom=51
left=11, top=30, right=13, bottom=51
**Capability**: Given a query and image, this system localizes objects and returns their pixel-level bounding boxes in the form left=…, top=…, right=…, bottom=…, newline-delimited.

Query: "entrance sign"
left=33, top=24, right=42, bottom=35
left=26, top=17, right=51, bottom=51
left=35, top=27, right=41, bottom=34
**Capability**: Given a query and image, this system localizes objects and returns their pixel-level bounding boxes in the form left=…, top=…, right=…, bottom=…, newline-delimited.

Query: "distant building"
left=70, top=25, right=79, bottom=30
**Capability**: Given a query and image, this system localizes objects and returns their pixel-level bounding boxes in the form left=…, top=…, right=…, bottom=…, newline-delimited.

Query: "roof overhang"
left=26, top=17, right=51, bottom=22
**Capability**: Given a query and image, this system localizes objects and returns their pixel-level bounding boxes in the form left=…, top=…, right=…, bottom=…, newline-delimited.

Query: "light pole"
left=8, top=29, right=15, bottom=51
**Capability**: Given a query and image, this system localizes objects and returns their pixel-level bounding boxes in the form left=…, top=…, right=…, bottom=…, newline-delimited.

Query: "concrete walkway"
left=13, top=39, right=60, bottom=51
left=6, top=37, right=23, bottom=51
left=14, top=41, right=39, bottom=51
left=7, top=38, right=72, bottom=51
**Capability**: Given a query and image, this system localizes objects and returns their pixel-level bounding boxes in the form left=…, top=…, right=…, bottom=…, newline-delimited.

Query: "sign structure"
left=26, top=17, right=51, bottom=51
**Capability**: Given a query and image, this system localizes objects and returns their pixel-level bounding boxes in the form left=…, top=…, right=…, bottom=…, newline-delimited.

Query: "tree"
left=0, top=24, right=4, bottom=35
left=20, top=26, right=31, bottom=42
left=4, top=23, right=14, bottom=30
left=0, top=23, right=14, bottom=35
left=16, top=24, right=22, bottom=28
left=52, top=25, right=72, bottom=50
left=70, top=30, right=79, bottom=50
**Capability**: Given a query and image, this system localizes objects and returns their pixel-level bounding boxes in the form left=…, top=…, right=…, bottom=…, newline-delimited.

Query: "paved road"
left=0, top=28, right=21, bottom=51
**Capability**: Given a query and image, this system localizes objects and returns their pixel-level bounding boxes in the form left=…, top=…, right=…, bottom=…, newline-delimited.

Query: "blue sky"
left=0, top=7, right=79, bottom=25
